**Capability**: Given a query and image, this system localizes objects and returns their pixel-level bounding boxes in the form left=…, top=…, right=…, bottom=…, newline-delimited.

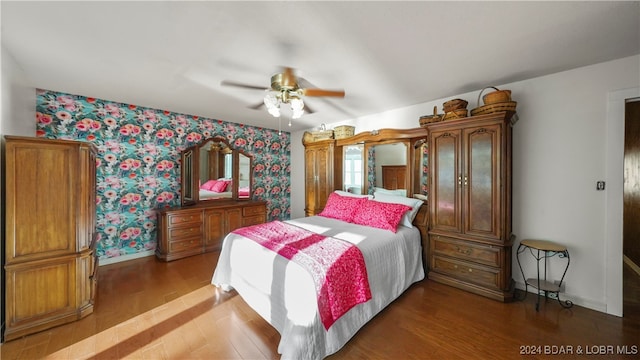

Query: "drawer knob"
left=456, top=246, right=472, bottom=255
left=468, top=268, right=473, bottom=272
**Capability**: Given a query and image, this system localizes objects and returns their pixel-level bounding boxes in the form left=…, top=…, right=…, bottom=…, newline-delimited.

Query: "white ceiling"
left=2, top=1, right=639, bottom=132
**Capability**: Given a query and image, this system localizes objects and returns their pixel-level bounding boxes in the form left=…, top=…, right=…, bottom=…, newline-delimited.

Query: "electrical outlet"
left=596, top=181, right=605, bottom=190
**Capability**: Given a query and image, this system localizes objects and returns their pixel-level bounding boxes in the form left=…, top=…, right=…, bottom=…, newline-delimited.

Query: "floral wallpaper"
left=367, top=146, right=376, bottom=195
left=419, top=142, right=429, bottom=196
left=35, top=89, right=291, bottom=260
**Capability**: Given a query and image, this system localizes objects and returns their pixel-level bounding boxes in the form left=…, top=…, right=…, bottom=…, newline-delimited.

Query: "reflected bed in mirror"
left=181, top=136, right=254, bottom=206
left=199, top=140, right=233, bottom=200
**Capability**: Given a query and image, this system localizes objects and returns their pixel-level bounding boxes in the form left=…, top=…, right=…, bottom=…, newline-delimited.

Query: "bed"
left=199, top=189, right=232, bottom=200
left=212, top=191, right=425, bottom=359
left=199, top=178, right=251, bottom=200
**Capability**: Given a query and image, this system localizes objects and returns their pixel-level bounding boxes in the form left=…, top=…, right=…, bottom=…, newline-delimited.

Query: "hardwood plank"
left=1, top=251, right=638, bottom=359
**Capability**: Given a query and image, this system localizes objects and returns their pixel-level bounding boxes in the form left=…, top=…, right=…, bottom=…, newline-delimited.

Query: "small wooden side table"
left=516, top=239, right=573, bottom=311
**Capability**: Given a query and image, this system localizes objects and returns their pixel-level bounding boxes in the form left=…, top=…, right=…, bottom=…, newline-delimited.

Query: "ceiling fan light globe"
left=268, top=107, right=281, bottom=117
left=292, top=107, right=304, bottom=119
left=264, top=92, right=280, bottom=108
left=290, top=97, right=304, bottom=110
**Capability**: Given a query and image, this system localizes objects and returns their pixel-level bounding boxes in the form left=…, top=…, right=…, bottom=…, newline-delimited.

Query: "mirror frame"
left=336, top=127, right=428, bottom=199
left=180, top=136, right=254, bottom=206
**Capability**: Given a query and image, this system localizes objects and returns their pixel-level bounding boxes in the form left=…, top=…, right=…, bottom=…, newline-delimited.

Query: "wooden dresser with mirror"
left=156, top=136, right=266, bottom=262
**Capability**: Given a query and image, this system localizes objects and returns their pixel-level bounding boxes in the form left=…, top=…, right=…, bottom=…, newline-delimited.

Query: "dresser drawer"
left=168, top=225, right=202, bottom=239
left=243, top=215, right=266, bottom=226
left=431, top=235, right=501, bottom=267
left=169, top=237, right=203, bottom=253
left=432, top=255, right=500, bottom=290
left=167, top=211, right=203, bottom=227
left=243, top=205, right=266, bottom=217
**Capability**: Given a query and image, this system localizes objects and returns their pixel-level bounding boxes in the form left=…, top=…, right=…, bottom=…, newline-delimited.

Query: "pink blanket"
left=233, top=221, right=372, bottom=330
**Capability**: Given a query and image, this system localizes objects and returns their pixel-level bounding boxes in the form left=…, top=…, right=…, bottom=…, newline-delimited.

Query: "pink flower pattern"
left=36, top=89, right=291, bottom=259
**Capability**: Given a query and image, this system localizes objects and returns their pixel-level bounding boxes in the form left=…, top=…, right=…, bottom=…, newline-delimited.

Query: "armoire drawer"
left=167, top=211, right=203, bottom=227
left=431, top=235, right=501, bottom=267
left=432, top=255, right=500, bottom=290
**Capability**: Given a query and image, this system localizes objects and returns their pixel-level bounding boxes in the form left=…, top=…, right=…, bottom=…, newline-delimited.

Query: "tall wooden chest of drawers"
left=3, top=136, right=98, bottom=341
left=425, top=111, right=516, bottom=301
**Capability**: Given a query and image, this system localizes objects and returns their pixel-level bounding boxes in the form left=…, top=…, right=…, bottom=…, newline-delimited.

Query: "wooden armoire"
left=303, top=138, right=343, bottom=216
left=425, top=111, right=516, bottom=301
left=3, top=136, right=98, bottom=341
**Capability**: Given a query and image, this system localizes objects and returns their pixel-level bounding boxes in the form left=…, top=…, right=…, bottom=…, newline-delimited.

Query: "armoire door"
left=463, top=124, right=502, bottom=240
left=305, top=143, right=332, bottom=216
left=429, top=129, right=463, bottom=233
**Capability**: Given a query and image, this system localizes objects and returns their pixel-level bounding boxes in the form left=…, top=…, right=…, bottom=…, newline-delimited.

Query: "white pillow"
left=374, top=187, right=407, bottom=197
left=335, top=190, right=373, bottom=199
left=373, top=192, right=423, bottom=228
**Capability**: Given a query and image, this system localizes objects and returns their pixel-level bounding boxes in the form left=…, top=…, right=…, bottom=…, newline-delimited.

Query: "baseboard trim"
left=98, top=250, right=155, bottom=266
left=514, top=280, right=607, bottom=314
left=623, top=255, right=640, bottom=276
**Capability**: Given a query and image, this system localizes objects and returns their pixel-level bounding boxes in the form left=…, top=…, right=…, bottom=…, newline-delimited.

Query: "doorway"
left=623, top=99, right=640, bottom=321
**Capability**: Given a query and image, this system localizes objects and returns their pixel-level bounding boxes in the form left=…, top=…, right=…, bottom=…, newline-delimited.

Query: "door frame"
left=605, top=86, right=640, bottom=317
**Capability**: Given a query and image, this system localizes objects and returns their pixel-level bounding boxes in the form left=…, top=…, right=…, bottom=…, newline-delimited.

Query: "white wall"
left=1, top=45, right=36, bottom=136
left=291, top=55, right=640, bottom=316
left=1, top=44, right=37, bottom=344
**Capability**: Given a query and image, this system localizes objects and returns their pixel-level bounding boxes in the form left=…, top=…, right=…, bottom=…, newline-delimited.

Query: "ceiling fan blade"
left=220, top=80, right=267, bottom=91
left=302, top=88, right=345, bottom=97
left=303, top=102, right=315, bottom=114
left=248, top=101, right=265, bottom=110
left=281, top=67, right=297, bottom=88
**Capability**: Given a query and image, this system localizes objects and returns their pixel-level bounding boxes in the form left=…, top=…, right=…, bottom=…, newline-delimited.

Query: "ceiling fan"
left=221, top=67, right=345, bottom=119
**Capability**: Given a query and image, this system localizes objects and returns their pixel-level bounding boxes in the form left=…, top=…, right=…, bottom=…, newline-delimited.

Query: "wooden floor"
left=2, top=251, right=639, bottom=359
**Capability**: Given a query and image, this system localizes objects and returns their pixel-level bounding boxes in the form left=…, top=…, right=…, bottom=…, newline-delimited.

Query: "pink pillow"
left=351, top=200, right=412, bottom=232
left=200, top=180, right=217, bottom=191
left=210, top=180, right=228, bottom=193
left=318, top=192, right=366, bottom=222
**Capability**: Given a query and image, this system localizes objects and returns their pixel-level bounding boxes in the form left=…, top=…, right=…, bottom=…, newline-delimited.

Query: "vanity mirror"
left=181, top=136, right=253, bottom=206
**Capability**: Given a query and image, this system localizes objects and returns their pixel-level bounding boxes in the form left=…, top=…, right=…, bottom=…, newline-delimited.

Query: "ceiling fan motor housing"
left=271, top=72, right=298, bottom=91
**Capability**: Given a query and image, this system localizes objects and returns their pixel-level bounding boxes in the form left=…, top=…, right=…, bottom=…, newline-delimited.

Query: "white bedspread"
left=199, top=189, right=232, bottom=200
left=211, top=216, right=425, bottom=360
